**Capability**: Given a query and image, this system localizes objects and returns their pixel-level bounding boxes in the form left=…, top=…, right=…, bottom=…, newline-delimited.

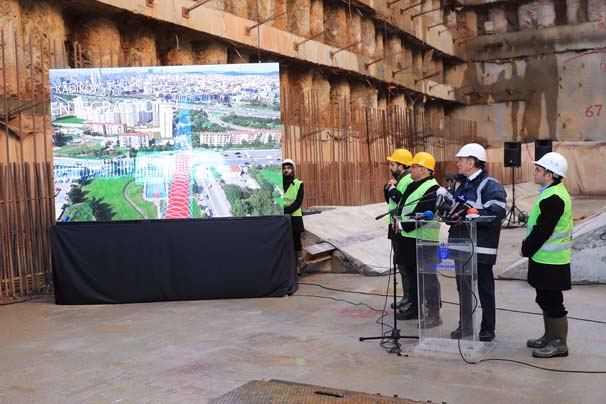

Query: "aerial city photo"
left=49, top=63, right=283, bottom=222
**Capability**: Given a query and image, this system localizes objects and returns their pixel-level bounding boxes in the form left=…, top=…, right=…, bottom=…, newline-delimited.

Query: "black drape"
left=52, top=216, right=298, bottom=304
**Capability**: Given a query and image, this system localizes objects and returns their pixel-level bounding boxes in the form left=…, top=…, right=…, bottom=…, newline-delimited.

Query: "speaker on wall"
left=535, top=139, right=553, bottom=161
left=504, top=141, right=521, bottom=168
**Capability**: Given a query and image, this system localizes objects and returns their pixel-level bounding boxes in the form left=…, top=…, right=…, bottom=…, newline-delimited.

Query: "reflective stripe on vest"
left=401, top=178, right=440, bottom=241
left=284, top=179, right=303, bottom=217
left=388, top=173, right=413, bottom=224
left=525, top=182, right=573, bottom=265
left=463, top=176, right=504, bottom=211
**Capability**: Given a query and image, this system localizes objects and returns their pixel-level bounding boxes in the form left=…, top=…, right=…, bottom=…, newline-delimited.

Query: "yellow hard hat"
left=386, top=148, right=413, bottom=166
left=411, top=152, right=436, bottom=171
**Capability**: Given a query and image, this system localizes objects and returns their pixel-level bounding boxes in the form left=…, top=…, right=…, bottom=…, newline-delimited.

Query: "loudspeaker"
left=504, top=141, right=521, bottom=168
left=535, top=139, right=553, bottom=161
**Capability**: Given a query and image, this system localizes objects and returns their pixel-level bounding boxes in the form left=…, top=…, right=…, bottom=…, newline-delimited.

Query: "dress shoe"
left=396, top=305, right=418, bottom=320
left=450, top=326, right=473, bottom=339
left=479, top=329, right=495, bottom=342
left=422, top=311, right=442, bottom=328
left=391, top=296, right=412, bottom=310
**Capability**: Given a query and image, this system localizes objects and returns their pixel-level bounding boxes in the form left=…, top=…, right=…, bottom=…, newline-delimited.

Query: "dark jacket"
left=447, top=169, right=507, bottom=266
left=522, top=182, right=571, bottom=291
left=394, top=176, right=439, bottom=267
left=283, top=176, right=305, bottom=233
left=384, top=171, right=408, bottom=240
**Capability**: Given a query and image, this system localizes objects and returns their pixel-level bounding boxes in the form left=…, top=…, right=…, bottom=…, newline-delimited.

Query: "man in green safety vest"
left=384, top=148, right=414, bottom=309
left=393, top=152, right=441, bottom=327
left=283, top=159, right=305, bottom=274
left=521, top=152, right=572, bottom=358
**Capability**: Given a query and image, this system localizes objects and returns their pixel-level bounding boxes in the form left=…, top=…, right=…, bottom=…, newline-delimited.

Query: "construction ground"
left=1, top=191, right=605, bottom=404
left=1, top=269, right=605, bottom=403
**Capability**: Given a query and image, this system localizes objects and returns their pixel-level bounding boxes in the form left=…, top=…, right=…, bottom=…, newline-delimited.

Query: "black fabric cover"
left=51, top=216, right=298, bottom=305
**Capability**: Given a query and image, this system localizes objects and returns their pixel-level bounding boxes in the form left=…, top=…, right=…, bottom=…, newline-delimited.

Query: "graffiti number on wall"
left=585, top=104, right=603, bottom=118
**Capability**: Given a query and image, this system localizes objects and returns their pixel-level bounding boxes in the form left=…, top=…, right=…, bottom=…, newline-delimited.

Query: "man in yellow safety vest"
left=521, top=152, right=572, bottom=358
left=283, top=159, right=305, bottom=274
left=384, top=148, right=414, bottom=309
left=393, top=152, right=441, bottom=327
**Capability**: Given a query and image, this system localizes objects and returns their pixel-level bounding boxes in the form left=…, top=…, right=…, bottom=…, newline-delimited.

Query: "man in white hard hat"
left=521, top=152, right=572, bottom=358
left=448, top=143, right=507, bottom=342
left=283, top=159, right=305, bottom=274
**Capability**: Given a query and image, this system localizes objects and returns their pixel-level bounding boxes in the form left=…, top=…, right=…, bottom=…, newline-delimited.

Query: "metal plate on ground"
left=209, top=380, right=425, bottom=403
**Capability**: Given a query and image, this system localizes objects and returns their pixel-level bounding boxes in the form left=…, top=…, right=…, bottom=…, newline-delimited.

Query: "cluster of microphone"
left=405, top=174, right=480, bottom=222
left=376, top=174, right=481, bottom=223
left=434, top=188, right=476, bottom=221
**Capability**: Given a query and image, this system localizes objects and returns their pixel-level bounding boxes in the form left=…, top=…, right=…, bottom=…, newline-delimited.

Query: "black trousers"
left=405, top=263, right=441, bottom=311
left=292, top=231, right=302, bottom=252
left=456, top=263, right=496, bottom=332
left=391, top=240, right=409, bottom=296
left=536, top=289, right=567, bottom=318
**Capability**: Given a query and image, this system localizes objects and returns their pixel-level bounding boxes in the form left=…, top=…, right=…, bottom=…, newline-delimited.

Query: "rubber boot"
left=296, top=251, right=306, bottom=275
left=391, top=271, right=411, bottom=309
left=527, top=311, right=550, bottom=348
left=532, top=316, right=569, bottom=358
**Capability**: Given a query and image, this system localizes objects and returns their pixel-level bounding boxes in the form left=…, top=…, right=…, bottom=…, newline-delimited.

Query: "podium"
left=412, top=217, right=496, bottom=363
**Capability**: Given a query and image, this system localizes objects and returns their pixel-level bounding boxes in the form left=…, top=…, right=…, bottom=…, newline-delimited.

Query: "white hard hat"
left=534, top=152, right=567, bottom=177
left=282, top=159, right=296, bottom=169
left=455, top=143, right=487, bottom=162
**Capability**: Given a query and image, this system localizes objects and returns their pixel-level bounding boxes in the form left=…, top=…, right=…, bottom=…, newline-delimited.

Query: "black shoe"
left=479, top=329, right=495, bottom=342
left=391, top=296, right=412, bottom=310
left=396, top=306, right=418, bottom=320
left=450, top=326, right=473, bottom=339
left=422, top=312, right=442, bottom=329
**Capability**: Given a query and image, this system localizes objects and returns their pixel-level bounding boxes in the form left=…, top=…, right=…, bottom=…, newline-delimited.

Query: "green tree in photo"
left=90, top=197, right=115, bottom=221
left=53, top=131, right=69, bottom=147
left=66, top=202, right=94, bottom=221
left=68, top=185, right=88, bottom=204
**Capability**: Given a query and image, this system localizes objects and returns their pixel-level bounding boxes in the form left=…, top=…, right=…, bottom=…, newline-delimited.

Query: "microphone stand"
left=359, top=213, right=419, bottom=355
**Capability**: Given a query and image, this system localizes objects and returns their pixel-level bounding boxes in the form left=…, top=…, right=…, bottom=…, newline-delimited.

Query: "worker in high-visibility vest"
left=384, top=148, right=414, bottom=310
left=283, top=159, right=305, bottom=274
left=393, top=152, right=441, bottom=327
left=521, top=152, right=572, bottom=358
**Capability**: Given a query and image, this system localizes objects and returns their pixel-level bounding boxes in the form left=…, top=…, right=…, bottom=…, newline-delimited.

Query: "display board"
left=50, top=63, right=282, bottom=221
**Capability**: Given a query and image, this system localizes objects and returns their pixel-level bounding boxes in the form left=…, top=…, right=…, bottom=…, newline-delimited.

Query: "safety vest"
left=525, top=182, right=573, bottom=265
left=388, top=173, right=413, bottom=224
left=400, top=177, right=440, bottom=241
left=284, top=179, right=303, bottom=217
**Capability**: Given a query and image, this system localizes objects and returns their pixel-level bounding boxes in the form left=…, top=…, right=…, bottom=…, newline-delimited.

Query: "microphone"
left=447, top=195, right=465, bottom=217
left=415, top=210, right=435, bottom=220
left=405, top=210, right=435, bottom=220
left=465, top=208, right=480, bottom=220
left=445, top=173, right=457, bottom=190
left=375, top=207, right=397, bottom=220
left=435, top=187, right=453, bottom=210
left=450, top=197, right=475, bottom=220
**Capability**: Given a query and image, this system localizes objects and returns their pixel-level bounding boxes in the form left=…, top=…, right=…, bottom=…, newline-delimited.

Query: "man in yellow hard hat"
left=384, top=148, right=413, bottom=309
left=394, top=152, right=441, bottom=327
